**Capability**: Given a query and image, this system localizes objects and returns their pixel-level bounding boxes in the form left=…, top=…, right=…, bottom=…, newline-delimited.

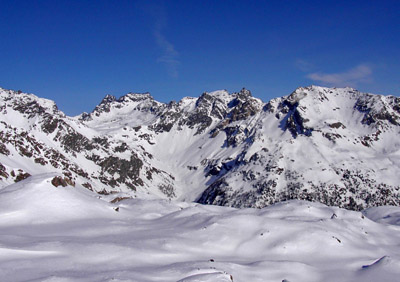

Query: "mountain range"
left=0, top=85, right=399, bottom=211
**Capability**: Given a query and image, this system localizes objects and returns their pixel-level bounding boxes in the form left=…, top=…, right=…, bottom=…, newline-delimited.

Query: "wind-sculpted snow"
left=0, top=175, right=400, bottom=281
left=0, top=86, right=400, bottom=210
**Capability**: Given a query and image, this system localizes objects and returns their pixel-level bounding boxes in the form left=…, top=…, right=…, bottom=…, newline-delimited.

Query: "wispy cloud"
left=307, top=64, right=372, bottom=87
left=144, top=4, right=179, bottom=78
left=295, top=59, right=314, bottom=72
left=154, top=22, right=179, bottom=78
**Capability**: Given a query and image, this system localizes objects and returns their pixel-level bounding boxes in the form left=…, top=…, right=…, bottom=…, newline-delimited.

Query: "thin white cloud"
left=295, top=59, right=314, bottom=72
left=307, top=64, right=372, bottom=87
left=145, top=4, right=180, bottom=78
left=153, top=24, right=179, bottom=78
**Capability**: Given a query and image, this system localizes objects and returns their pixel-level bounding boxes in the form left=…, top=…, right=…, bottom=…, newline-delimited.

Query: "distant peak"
left=238, top=87, right=252, bottom=97
left=100, top=94, right=117, bottom=105
left=296, top=85, right=358, bottom=93
left=118, top=92, right=153, bottom=103
left=126, top=92, right=151, bottom=96
left=204, top=90, right=230, bottom=97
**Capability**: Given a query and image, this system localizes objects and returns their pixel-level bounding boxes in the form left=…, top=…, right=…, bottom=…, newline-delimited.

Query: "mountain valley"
left=0, top=85, right=399, bottom=210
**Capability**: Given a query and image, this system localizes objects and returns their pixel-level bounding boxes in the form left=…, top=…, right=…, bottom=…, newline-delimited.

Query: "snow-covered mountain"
left=0, top=86, right=399, bottom=210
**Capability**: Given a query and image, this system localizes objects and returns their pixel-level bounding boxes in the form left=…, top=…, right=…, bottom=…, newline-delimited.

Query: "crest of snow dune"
left=0, top=175, right=400, bottom=281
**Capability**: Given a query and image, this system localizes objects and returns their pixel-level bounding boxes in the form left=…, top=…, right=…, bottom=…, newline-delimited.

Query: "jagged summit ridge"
left=81, top=87, right=262, bottom=135
left=0, top=85, right=399, bottom=211
left=0, top=87, right=62, bottom=120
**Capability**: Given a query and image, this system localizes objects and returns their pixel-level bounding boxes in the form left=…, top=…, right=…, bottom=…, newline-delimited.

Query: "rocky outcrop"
left=51, top=176, right=75, bottom=187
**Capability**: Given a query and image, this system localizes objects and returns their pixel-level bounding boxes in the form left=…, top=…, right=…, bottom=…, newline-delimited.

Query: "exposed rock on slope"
left=197, top=87, right=400, bottom=210
left=0, top=86, right=399, bottom=210
left=0, top=88, right=175, bottom=198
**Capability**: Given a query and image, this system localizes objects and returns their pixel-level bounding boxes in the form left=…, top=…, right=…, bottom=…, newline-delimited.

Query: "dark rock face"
left=228, top=89, right=259, bottom=121
left=277, top=99, right=312, bottom=138
left=51, top=176, right=75, bottom=187
left=1, top=90, right=59, bottom=118
left=61, top=132, right=94, bottom=153
left=41, top=117, right=60, bottom=133
left=355, top=94, right=400, bottom=127
left=0, top=135, right=11, bottom=156
left=158, top=184, right=176, bottom=198
left=329, top=122, right=345, bottom=129
left=0, top=163, right=8, bottom=179
left=15, top=172, right=31, bottom=182
left=93, top=94, right=117, bottom=115
left=198, top=167, right=400, bottom=211
left=99, top=155, right=143, bottom=189
left=197, top=178, right=231, bottom=206
left=110, top=196, right=132, bottom=203
left=184, top=112, right=213, bottom=134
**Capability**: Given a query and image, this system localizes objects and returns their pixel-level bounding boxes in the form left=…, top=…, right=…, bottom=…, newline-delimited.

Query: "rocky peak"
left=118, top=92, right=153, bottom=103
left=0, top=88, right=62, bottom=119
left=99, top=94, right=117, bottom=105
left=196, top=91, right=221, bottom=109
left=236, top=88, right=252, bottom=99
left=91, top=96, right=115, bottom=115
left=79, top=112, right=91, bottom=121
left=81, top=92, right=162, bottom=121
left=354, top=93, right=400, bottom=128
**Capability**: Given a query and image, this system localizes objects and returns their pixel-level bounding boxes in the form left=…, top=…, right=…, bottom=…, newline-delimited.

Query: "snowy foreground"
left=0, top=175, right=400, bottom=282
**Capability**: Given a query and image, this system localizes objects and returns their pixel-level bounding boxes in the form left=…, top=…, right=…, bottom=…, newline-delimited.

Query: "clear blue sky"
left=0, top=0, right=399, bottom=116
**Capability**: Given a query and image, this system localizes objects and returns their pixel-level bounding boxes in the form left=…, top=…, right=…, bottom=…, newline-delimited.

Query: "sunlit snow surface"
left=0, top=175, right=399, bottom=282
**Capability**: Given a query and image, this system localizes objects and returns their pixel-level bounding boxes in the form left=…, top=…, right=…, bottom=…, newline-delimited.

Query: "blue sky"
left=0, top=0, right=399, bottom=116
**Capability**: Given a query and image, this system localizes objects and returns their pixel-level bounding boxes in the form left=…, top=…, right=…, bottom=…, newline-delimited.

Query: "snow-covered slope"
left=0, top=86, right=399, bottom=210
left=198, top=87, right=400, bottom=210
left=0, top=88, right=175, bottom=199
left=0, top=175, right=399, bottom=281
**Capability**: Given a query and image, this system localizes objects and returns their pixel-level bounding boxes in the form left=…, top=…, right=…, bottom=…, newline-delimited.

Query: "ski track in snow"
left=0, top=175, right=399, bottom=282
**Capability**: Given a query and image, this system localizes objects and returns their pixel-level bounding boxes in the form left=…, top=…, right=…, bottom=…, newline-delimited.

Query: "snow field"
left=0, top=175, right=399, bottom=282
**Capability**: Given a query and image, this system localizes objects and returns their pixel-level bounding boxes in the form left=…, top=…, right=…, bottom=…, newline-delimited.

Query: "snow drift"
left=0, top=175, right=399, bottom=281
